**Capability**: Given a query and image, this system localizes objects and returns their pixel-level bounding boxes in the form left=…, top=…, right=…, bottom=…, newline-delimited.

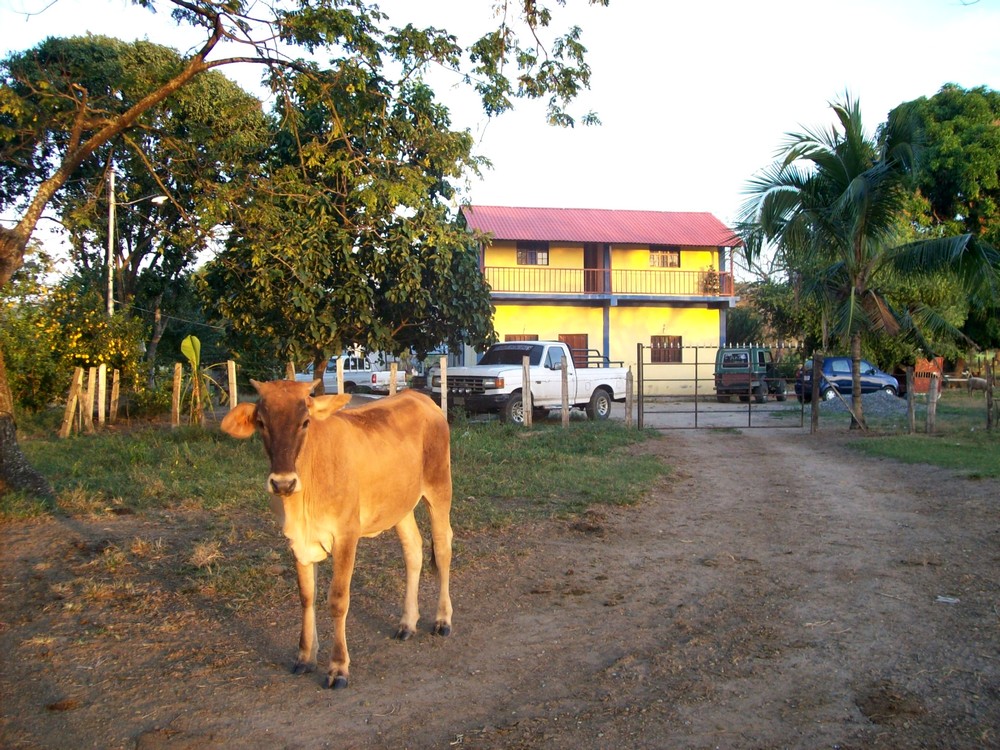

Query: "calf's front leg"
left=293, top=560, right=318, bottom=674
left=326, top=537, right=358, bottom=689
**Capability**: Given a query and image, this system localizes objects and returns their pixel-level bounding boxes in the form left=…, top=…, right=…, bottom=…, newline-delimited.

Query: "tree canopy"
left=0, top=0, right=609, bottom=497
left=900, top=84, right=1000, bottom=246
left=2, top=34, right=271, bottom=382
left=199, top=64, right=497, bottom=377
left=894, top=84, right=1000, bottom=348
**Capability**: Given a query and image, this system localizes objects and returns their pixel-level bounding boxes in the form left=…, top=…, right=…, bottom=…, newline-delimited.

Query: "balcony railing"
left=484, top=266, right=734, bottom=297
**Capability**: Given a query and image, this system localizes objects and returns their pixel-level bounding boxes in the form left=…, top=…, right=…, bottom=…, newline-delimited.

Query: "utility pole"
left=106, top=170, right=116, bottom=316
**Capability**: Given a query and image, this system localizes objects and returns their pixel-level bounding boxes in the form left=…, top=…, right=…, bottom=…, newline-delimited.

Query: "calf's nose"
left=268, top=473, right=299, bottom=496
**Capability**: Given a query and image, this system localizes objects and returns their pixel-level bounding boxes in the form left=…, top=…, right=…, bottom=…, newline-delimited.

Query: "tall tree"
left=895, top=84, right=1000, bottom=347
left=200, top=66, right=496, bottom=380
left=737, top=95, right=999, bottom=429
left=902, top=84, right=1000, bottom=244
left=2, top=35, right=271, bottom=383
left=0, top=0, right=608, bottom=497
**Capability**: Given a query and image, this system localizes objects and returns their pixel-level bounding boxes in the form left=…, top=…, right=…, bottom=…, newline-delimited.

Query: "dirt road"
left=2, top=428, right=998, bottom=749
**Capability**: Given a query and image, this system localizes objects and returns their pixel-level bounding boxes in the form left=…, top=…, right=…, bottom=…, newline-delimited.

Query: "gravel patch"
left=819, top=388, right=910, bottom=417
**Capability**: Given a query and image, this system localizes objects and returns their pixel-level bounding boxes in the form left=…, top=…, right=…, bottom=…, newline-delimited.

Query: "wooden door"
left=583, top=243, right=604, bottom=293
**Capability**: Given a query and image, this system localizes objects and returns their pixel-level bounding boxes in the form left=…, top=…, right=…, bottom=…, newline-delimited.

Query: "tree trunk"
left=849, top=332, right=865, bottom=430
left=146, top=295, right=168, bottom=388
left=0, top=344, right=54, bottom=502
left=310, top=355, right=331, bottom=395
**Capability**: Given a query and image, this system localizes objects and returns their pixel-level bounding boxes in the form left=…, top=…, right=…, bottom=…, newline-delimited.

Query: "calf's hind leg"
left=424, top=484, right=454, bottom=636
left=394, top=510, right=423, bottom=640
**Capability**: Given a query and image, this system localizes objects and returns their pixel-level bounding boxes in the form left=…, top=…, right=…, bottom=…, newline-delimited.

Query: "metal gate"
left=634, top=343, right=806, bottom=430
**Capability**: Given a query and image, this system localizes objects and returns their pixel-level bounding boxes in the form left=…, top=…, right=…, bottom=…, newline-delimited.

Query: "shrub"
left=1, top=269, right=147, bottom=412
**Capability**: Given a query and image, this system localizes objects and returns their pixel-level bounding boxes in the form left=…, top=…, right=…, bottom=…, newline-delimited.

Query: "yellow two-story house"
left=460, top=205, right=741, bottom=387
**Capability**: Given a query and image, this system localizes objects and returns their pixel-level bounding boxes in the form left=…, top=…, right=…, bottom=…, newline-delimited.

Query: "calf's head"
left=221, top=379, right=351, bottom=496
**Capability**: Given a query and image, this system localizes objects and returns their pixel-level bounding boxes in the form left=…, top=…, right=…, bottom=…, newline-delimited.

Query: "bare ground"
left=2, top=427, right=999, bottom=749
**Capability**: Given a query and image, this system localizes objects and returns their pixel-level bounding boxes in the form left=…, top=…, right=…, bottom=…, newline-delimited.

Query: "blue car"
left=795, top=356, right=899, bottom=402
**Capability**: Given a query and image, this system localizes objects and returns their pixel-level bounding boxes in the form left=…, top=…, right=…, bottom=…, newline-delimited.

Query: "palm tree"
left=737, top=95, right=999, bottom=428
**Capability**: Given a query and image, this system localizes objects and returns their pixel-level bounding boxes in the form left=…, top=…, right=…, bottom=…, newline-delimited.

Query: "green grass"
left=450, top=418, right=667, bottom=527
left=848, top=393, right=1000, bottom=478
left=16, top=424, right=270, bottom=516
left=5, top=413, right=669, bottom=529
left=850, top=430, right=1000, bottom=478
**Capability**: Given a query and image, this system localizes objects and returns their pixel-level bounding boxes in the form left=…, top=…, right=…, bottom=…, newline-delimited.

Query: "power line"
left=122, top=301, right=228, bottom=331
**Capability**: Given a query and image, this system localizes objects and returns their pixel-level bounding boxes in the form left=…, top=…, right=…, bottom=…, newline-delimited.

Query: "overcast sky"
left=3, top=0, right=999, bottom=232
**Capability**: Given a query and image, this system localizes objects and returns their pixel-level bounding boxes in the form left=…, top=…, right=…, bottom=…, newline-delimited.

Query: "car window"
left=479, top=344, right=543, bottom=366
left=722, top=352, right=749, bottom=368
left=830, top=359, right=850, bottom=375
left=546, top=347, right=564, bottom=369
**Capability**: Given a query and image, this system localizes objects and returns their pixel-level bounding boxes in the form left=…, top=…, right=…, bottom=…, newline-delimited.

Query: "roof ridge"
left=468, top=205, right=715, bottom=216
left=460, top=205, right=742, bottom=248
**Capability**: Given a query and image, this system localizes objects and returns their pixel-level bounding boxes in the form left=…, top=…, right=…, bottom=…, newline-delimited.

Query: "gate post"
left=636, top=342, right=644, bottom=431
left=625, top=369, right=633, bottom=429
left=694, top=346, right=699, bottom=429
left=810, top=354, right=822, bottom=433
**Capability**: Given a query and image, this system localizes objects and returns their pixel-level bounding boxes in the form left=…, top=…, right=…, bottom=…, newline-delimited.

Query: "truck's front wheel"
left=586, top=389, right=613, bottom=420
left=501, top=393, right=525, bottom=424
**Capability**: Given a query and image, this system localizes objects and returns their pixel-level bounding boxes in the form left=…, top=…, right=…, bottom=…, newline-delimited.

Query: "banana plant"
left=180, top=335, right=227, bottom=425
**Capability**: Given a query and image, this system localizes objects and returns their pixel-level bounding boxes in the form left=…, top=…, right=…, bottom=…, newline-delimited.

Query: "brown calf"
left=221, top=381, right=453, bottom=689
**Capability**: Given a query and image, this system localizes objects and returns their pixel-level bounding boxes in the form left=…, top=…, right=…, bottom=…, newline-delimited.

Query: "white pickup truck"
left=297, top=355, right=407, bottom=395
left=431, top=341, right=628, bottom=423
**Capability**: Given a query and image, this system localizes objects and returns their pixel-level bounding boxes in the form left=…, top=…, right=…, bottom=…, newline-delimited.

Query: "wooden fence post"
left=285, top=361, right=296, bottom=380
left=906, top=367, right=915, bottom=434
left=561, top=358, right=569, bottom=428
left=171, top=362, right=182, bottom=427
left=810, top=355, right=822, bottom=433
left=227, top=360, right=238, bottom=409
left=97, top=363, right=107, bottom=427
left=986, top=360, right=995, bottom=432
left=522, top=356, right=532, bottom=427
left=439, top=356, right=448, bottom=416
left=389, top=362, right=398, bottom=396
left=59, top=367, right=85, bottom=438
left=925, top=372, right=939, bottom=434
left=109, top=369, right=120, bottom=424
left=83, top=367, right=96, bottom=434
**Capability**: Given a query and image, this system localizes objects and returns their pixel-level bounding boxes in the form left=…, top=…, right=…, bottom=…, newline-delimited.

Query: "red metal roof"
left=461, top=205, right=741, bottom=247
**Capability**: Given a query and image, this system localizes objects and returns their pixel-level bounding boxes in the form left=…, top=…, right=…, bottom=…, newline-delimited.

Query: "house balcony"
left=483, top=266, right=735, bottom=300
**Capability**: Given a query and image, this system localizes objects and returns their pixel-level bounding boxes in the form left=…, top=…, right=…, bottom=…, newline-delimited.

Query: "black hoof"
left=433, top=622, right=452, bottom=637
left=292, top=661, right=314, bottom=675
left=327, top=674, right=349, bottom=690
left=395, top=626, right=415, bottom=641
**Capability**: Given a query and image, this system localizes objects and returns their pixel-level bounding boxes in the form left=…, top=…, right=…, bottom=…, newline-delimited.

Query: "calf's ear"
left=221, top=402, right=258, bottom=439
left=309, top=393, right=352, bottom=421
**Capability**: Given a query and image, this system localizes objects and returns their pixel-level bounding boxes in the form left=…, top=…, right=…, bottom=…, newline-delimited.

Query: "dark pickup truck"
left=714, top=345, right=789, bottom=403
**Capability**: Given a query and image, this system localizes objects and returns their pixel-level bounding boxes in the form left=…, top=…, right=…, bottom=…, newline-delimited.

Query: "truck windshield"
left=478, top=344, right=544, bottom=366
